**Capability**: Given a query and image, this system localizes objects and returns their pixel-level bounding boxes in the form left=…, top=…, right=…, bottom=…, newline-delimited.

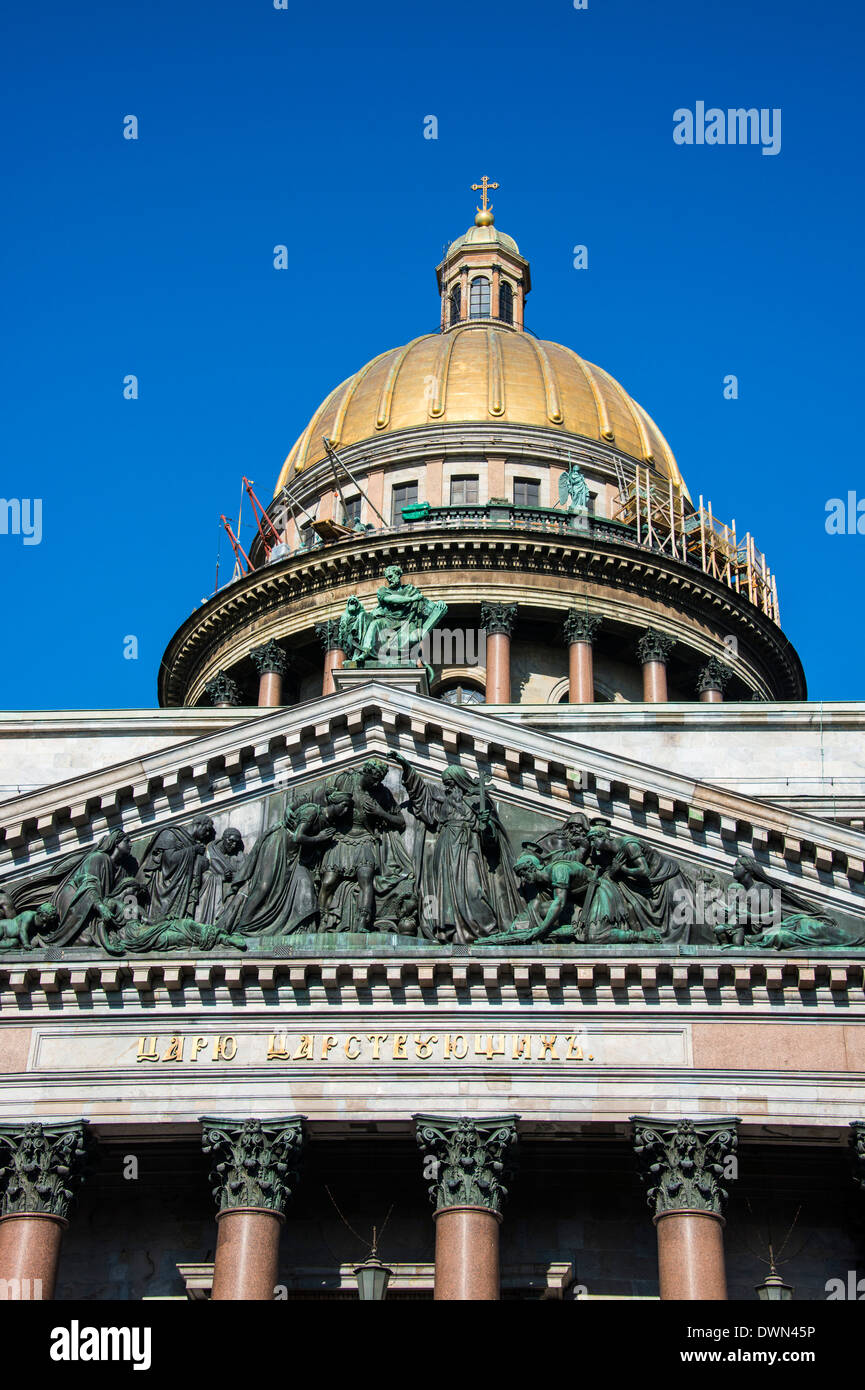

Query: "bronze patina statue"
left=337, top=565, right=447, bottom=674
left=2, top=764, right=862, bottom=956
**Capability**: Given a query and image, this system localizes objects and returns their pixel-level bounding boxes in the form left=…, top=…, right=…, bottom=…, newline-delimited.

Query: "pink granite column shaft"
left=568, top=641, right=594, bottom=703
left=641, top=659, right=668, bottom=702
left=211, top=1208, right=283, bottom=1301
left=433, top=1206, right=501, bottom=1301
left=0, top=1212, right=66, bottom=1300
left=485, top=632, right=511, bottom=704
left=322, top=647, right=345, bottom=696
left=654, top=1210, right=728, bottom=1300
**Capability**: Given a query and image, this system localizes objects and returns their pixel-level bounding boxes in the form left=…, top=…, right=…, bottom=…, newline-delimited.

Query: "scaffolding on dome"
left=612, top=464, right=780, bottom=625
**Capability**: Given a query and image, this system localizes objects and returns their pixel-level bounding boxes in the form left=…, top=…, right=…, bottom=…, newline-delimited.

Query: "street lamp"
left=354, top=1253, right=393, bottom=1301
left=755, top=1264, right=794, bottom=1300
left=354, top=1225, right=393, bottom=1301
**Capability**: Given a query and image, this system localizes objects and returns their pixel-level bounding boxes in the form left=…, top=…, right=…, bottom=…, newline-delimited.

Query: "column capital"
left=563, top=611, right=602, bottom=646
left=636, top=628, right=675, bottom=666
left=249, top=640, right=290, bottom=677
left=201, top=1117, right=304, bottom=1215
left=415, top=1114, right=518, bottom=1215
left=696, top=657, right=733, bottom=695
left=0, top=1121, right=87, bottom=1221
left=314, top=619, right=344, bottom=654
left=850, top=1121, right=865, bottom=1190
left=480, top=602, right=517, bottom=637
left=631, top=1116, right=740, bottom=1219
left=204, top=671, right=242, bottom=707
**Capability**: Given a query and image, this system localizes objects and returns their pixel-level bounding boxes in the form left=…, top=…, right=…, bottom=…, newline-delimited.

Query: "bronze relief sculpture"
left=0, top=756, right=857, bottom=955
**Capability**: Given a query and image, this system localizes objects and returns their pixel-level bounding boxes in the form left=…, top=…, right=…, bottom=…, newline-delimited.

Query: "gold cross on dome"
left=471, top=175, right=499, bottom=213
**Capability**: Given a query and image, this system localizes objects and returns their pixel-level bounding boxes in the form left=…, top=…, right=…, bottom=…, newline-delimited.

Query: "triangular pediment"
left=0, top=685, right=863, bottom=934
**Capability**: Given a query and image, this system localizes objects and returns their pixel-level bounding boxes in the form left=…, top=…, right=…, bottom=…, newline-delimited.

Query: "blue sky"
left=1, top=0, right=862, bottom=707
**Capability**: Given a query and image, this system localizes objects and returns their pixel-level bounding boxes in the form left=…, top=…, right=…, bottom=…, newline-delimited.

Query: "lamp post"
left=755, top=1263, right=794, bottom=1300
left=354, top=1229, right=392, bottom=1301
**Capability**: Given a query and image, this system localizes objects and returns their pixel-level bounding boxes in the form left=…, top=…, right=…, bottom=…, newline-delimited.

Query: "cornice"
left=1, top=952, right=863, bottom=1007
left=160, top=525, right=804, bottom=707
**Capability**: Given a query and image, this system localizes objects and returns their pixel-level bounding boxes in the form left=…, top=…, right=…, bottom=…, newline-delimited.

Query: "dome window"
left=449, top=284, right=462, bottom=325
left=499, top=280, right=513, bottom=324
left=450, top=475, right=479, bottom=506
left=469, top=276, right=491, bottom=319
left=439, top=681, right=485, bottom=706
left=391, top=481, right=419, bottom=524
left=513, top=477, right=541, bottom=508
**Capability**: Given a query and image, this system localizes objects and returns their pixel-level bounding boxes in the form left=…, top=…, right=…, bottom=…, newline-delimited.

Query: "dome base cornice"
left=160, top=523, right=805, bottom=708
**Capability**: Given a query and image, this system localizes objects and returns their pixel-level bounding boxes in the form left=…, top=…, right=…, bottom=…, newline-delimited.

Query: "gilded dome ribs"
left=528, top=338, right=564, bottom=424
left=487, top=329, right=505, bottom=416
left=429, top=332, right=457, bottom=419
left=562, top=347, right=615, bottom=442
left=594, top=362, right=655, bottom=462
left=376, top=336, right=428, bottom=429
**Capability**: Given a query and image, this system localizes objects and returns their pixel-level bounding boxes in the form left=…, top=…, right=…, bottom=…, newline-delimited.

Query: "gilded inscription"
left=135, top=1032, right=595, bottom=1064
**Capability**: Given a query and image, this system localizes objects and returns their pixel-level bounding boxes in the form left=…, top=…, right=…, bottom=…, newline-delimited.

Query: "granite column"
left=250, top=640, right=289, bottom=709
left=632, top=1117, right=740, bottom=1300
left=0, top=1121, right=87, bottom=1300
left=202, top=1117, right=304, bottom=1301
left=416, top=1115, right=518, bottom=1301
left=480, top=603, right=517, bottom=705
left=636, top=629, right=675, bottom=703
left=563, top=612, right=601, bottom=703
left=697, top=658, right=732, bottom=705
left=315, top=620, right=346, bottom=697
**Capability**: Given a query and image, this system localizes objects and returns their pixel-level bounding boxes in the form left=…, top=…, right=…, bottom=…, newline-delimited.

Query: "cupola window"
left=391, top=481, right=419, bottom=523
left=449, top=284, right=462, bottom=325
left=469, top=276, right=491, bottom=318
left=498, top=281, right=513, bottom=324
left=450, top=475, right=479, bottom=506
left=513, top=477, right=541, bottom=508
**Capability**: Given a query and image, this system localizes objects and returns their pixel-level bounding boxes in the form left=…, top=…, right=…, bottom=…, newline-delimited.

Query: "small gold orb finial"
left=471, top=175, right=499, bottom=225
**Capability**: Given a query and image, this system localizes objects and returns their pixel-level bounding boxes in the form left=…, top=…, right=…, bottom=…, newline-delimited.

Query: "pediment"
left=0, top=683, right=863, bottom=955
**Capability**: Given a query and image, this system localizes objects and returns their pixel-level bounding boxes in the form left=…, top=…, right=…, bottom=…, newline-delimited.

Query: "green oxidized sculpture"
left=1, top=764, right=862, bottom=956
left=714, top=855, right=859, bottom=950
left=0, top=903, right=59, bottom=950
left=337, top=564, right=447, bottom=674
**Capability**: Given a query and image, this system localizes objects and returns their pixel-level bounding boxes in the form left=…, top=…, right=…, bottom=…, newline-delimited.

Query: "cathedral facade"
left=1, top=189, right=864, bottom=1302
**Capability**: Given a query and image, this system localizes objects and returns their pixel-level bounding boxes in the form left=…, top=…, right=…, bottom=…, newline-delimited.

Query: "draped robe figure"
left=218, top=801, right=339, bottom=937
left=195, top=829, right=245, bottom=924
left=319, top=763, right=416, bottom=934
left=337, top=565, right=447, bottom=677
left=582, top=826, right=708, bottom=944
left=719, top=855, right=864, bottom=949
left=46, top=829, right=141, bottom=948
left=393, top=755, right=522, bottom=943
left=139, top=818, right=215, bottom=924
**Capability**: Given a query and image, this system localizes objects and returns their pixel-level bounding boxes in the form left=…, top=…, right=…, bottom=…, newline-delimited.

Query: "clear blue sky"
left=1, top=0, right=862, bottom=707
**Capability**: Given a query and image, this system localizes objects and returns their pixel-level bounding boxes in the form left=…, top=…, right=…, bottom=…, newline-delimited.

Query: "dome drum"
left=159, top=518, right=803, bottom=709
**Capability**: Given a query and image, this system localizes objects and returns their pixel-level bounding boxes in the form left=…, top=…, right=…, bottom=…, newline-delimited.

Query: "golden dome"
left=275, top=324, right=686, bottom=495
